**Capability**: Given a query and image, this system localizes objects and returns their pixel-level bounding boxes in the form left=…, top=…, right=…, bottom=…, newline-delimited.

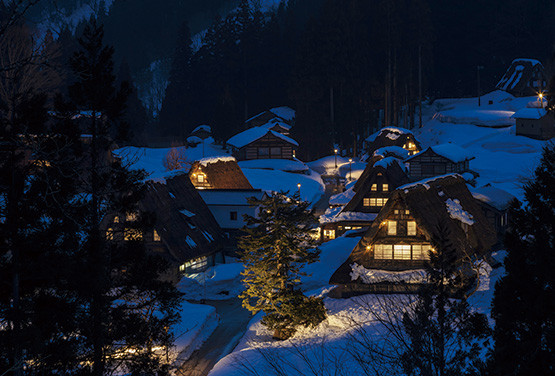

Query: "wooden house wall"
left=354, top=173, right=394, bottom=213
left=362, top=202, right=433, bottom=271
left=407, top=150, right=468, bottom=180
left=235, top=133, right=295, bottom=161
left=516, top=117, right=555, bottom=140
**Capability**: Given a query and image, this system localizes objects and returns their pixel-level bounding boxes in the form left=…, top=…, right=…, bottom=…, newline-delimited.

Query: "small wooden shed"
left=512, top=108, right=555, bottom=140
left=227, top=127, right=299, bottom=161
left=405, top=144, right=474, bottom=181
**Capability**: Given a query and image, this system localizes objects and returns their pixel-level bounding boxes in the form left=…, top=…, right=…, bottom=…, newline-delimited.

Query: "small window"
left=394, top=244, right=411, bottom=260
left=371, top=184, right=377, bottom=191
left=407, top=221, right=416, bottom=236
left=387, top=220, right=397, bottom=235
left=394, top=210, right=399, bottom=214
left=382, top=184, right=389, bottom=192
left=258, top=147, right=269, bottom=157
left=113, top=216, right=119, bottom=223
left=126, top=212, right=138, bottom=222
left=106, top=228, right=114, bottom=241
left=230, top=211, right=238, bottom=221
left=363, top=198, right=371, bottom=207
left=270, top=147, right=281, bottom=157
left=124, top=228, right=143, bottom=241
left=197, top=174, right=205, bottom=183
left=153, top=230, right=161, bottom=242
left=413, top=244, right=431, bottom=260
left=405, top=210, right=410, bottom=215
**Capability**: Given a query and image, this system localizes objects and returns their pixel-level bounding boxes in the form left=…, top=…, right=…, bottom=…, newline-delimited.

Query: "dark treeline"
left=156, top=0, right=555, bottom=160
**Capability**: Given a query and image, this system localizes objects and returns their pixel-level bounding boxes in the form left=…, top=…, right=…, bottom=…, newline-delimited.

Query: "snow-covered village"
left=1, top=1, right=554, bottom=375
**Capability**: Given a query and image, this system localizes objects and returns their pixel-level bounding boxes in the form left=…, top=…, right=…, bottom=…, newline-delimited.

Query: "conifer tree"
left=490, top=144, right=555, bottom=375
left=239, top=192, right=326, bottom=340
left=63, top=18, right=182, bottom=375
left=400, top=226, right=490, bottom=376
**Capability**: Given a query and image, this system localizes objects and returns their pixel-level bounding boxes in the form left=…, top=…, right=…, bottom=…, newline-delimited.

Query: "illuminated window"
left=387, top=221, right=397, bottom=235
left=371, top=184, right=377, bottom=191
left=363, top=198, right=371, bottom=206
left=394, top=245, right=411, bottom=260
left=113, top=216, right=119, bottom=223
left=405, top=210, right=410, bottom=215
left=153, top=230, right=161, bottom=241
left=106, top=228, right=114, bottom=241
left=407, top=221, right=416, bottom=236
left=374, top=244, right=393, bottom=259
left=323, top=229, right=336, bottom=240
left=394, top=210, right=399, bottom=214
left=371, top=198, right=388, bottom=206
left=126, top=212, right=138, bottom=222
left=197, top=174, right=205, bottom=183
left=124, top=228, right=143, bottom=241
left=382, top=184, right=389, bottom=192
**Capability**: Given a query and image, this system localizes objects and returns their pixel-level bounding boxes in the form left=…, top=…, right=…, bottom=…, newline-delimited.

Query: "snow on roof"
left=407, top=144, right=473, bottom=163
left=329, top=186, right=356, bottom=206
left=269, top=106, right=295, bottom=121
left=512, top=58, right=542, bottom=67
left=470, top=185, right=515, bottom=210
left=511, top=107, right=548, bottom=120
left=197, top=155, right=236, bottom=167
left=365, top=126, right=413, bottom=143
left=227, top=127, right=299, bottom=148
left=373, top=146, right=410, bottom=160
left=350, top=263, right=427, bottom=284
left=398, top=173, right=462, bottom=192
left=319, top=207, right=378, bottom=224
left=187, top=136, right=202, bottom=144
left=445, top=198, right=474, bottom=225
left=192, top=125, right=211, bottom=133
left=374, top=156, right=406, bottom=171
left=198, top=189, right=264, bottom=206
left=238, top=158, right=308, bottom=172
left=261, top=119, right=292, bottom=130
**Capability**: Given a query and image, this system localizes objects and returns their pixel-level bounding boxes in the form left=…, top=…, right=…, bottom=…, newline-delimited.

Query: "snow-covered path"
left=176, top=298, right=252, bottom=376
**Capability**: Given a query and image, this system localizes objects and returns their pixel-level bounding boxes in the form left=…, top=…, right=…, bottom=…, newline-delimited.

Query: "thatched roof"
left=141, top=173, right=225, bottom=264
left=330, top=174, right=497, bottom=285
left=342, top=157, right=409, bottom=212
left=496, top=58, right=546, bottom=97
left=189, top=156, right=253, bottom=189
left=365, top=127, right=422, bottom=155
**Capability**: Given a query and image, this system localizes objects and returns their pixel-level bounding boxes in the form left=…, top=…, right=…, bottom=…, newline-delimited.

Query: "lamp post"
left=477, top=65, right=484, bottom=106
left=539, top=92, right=544, bottom=108
left=297, top=183, right=301, bottom=199
left=348, top=158, right=353, bottom=181
left=334, top=148, right=338, bottom=169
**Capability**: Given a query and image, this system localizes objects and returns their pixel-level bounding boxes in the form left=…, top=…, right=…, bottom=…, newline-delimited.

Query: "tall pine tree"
left=490, top=144, right=555, bottom=375
left=239, top=192, right=326, bottom=340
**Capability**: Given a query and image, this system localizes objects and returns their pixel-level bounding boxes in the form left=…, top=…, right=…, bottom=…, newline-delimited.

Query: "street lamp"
left=334, top=148, right=338, bottom=169
left=297, top=183, right=301, bottom=199
left=348, top=158, right=353, bottom=181
left=539, top=92, right=544, bottom=108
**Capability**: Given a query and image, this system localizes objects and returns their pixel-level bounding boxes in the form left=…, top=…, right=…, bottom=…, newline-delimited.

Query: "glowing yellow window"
left=363, top=198, right=371, bottom=206
left=126, top=212, right=138, bottom=222
left=197, top=174, right=205, bottom=183
left=153, top=230, right=161, bottom=241
left=407, top=221, right=416, bottom=236
left=382, top=184, right=389, bottom=192
left=124, top=228, right=143, bottom=241
left=113, top=216, right=119, bottom=223
left=387, top=221, right=397, bottom=236
left=323, top=229, right=336, bottom=240
left=371, top=184, right=377, bottom=191
left=106, top=228, right=114, bottom=241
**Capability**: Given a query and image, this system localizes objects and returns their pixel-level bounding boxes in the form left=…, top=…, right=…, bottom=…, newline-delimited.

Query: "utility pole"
left=418, top=45, right=423, bottom=128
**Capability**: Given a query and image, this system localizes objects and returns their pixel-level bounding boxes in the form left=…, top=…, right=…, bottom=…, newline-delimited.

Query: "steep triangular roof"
left=496, top=58, right=546, bottom=96
left=342, top=157, right=409, bottom=213
left=365, top=127, right=422, bottom=155
left=189, top=156, right=253, bottom=189
left=141, top=174, right=225, bottom=263
left=330, top=174, right=497, bottom=284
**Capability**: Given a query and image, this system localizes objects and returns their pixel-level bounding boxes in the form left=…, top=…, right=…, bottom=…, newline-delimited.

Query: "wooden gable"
left=406, top=148, right=469, bottom=179
left=237, top=132, right=296, bottom=160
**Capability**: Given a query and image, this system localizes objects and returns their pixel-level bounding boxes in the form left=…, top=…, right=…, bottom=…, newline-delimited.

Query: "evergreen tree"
left=64, top=18, right=182, bottom=375
left=490, top=144, right=555, bottom=375
left=239, top=192, right=326, bottom=340
left=400, top=226, right=490, bottom=376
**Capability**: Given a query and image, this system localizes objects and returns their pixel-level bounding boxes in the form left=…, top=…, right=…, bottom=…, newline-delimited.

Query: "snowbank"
left=307, top=155, right=351, bottom=175
left=227, top=127, right=298, bottom=148
left=329, top=186, right=355, bottom=206
left=436, top=109, right=515, bottom=127
left=177, top=263, right=245, bottom=301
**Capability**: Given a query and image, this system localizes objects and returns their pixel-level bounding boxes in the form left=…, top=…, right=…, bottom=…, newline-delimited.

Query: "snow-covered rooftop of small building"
left=328, top=186, right=355, bottom=206
left=227, top=127, right=299, bottom=148
left=373, top=146, right=410, bottom=160
left=469, top=185, right=516, bottom=211
left=365, top=126, right=413, bottom=142
left=197, top=155, right=236, bottom=167
left=238, top=158, right=308, bottom=172
left=512, top=58, right=542, bottom=67
left=192, top=124, right=211, bottom=133
left=407, top=143, right=474, bottom=163
left=187, top=135, right=202, bottom=144
left=398, top=173, right=462, bottom=192
left=373, top=156, right=406, bottom=172
left=270, top=106, right=295, bottom=121
left=511, top=107, right=548, bottom=120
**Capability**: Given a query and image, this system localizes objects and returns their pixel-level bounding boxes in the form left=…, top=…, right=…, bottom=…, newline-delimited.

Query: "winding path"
left=175, top=298, right=252, bottom=376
